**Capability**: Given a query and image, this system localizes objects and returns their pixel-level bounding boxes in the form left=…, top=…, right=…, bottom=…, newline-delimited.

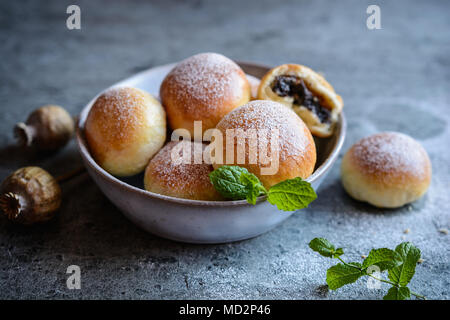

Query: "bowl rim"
left=75, top=61, right=347, bottom=207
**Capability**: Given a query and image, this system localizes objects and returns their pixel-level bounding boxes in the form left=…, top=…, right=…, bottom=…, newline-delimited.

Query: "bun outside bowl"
left=76, top=62, right=346, bottom=244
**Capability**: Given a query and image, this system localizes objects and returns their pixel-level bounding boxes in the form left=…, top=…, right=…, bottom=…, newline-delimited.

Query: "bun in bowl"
left=85, top=87, right=166, bottom=177
left=212, top=100, right=316, bottom=189
left=144, top=140, right=222, bottom=201
left=258, top=64, right=343, bottom=138
left=160, top=52, right=251, bottom=137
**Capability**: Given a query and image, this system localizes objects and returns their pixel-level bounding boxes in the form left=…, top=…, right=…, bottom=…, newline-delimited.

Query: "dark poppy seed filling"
left=270, top=75, right=331, bottom=123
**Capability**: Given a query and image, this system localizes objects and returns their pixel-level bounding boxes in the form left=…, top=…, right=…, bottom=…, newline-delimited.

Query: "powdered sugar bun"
left=85, top=87, right=166, bottom=177
left=144, top=141, right=222, bottom=200
left=212, top=100, right=316, bottom=189
left=341, top=132, right=432, bottom=208
left=160, top=53, right=251, bottom=137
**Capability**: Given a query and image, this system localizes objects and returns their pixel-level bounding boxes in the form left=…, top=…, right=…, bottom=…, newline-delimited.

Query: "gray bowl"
left=76, top=62, right=346, bottom=244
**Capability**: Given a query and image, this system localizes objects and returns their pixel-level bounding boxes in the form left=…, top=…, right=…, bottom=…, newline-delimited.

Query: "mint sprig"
left=209, top=166, right=317, bottom=211
left=209, top=166, right=251, bottom=200
left=309, top=238, right=425, bottom=300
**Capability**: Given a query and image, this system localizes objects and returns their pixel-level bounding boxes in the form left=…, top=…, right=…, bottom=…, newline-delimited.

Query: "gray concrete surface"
left=0, top=0, right=449, bottom=299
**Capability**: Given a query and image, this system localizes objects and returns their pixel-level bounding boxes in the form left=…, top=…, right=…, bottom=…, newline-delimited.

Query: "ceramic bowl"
left=76, top=62, right=346, bottom=244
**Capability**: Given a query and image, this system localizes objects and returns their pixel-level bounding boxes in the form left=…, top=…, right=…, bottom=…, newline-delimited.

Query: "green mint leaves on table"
left=209, top=165, right=317, bottom=211
left=309, top=238, right=425, bottom=300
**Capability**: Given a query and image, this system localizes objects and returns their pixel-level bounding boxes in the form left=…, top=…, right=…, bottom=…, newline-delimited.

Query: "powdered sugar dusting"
left=89, top=87, right=148, bottom=143
left=147, top=141, right=215, bottom=197
left=217, top=100, right=312, bottom=162
left=352, top=132, right=429, bottom=178
left=163, top=53, right=241, bottom=114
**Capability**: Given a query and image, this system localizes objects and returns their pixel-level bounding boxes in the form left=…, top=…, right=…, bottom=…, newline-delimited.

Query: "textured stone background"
left=0, top=0, right=449, bottom=299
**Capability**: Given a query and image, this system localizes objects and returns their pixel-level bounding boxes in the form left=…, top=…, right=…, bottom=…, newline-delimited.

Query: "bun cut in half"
left=258, top=64, right=343, bottom=138
left=341, top=132, right=432, bottom=208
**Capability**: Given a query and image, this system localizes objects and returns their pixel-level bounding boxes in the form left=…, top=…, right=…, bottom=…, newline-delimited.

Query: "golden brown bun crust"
left=160, top=53, right=251, bottom=137
left=246, top=74, right=261, bottom=100
left=144, top=141, right=223, bottom=200
left=341, top=132, right=432, bottom=208
left=257, top=64, right=343, bottom=138
left=212, top=100, right=316, bottom=189
left=85, top=87, right=166, bottom=177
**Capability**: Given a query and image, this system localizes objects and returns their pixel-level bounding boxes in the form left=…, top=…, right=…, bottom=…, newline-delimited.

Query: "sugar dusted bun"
left=85, top=87, right=166, bottom=177
left=341, top=132, right=432, bottom=208
left=160, top=53, right=251, bottom=137
left=258, top=64, right=343, bottom=138
left=212, top=100, right=316, bottom=189
left=144, top=141, right=222, bottom=201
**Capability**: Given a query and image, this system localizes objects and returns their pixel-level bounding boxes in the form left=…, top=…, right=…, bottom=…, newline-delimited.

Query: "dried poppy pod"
left=0, top=167, right=62, bottom=225
left=14, top=105, right=75, bottom=151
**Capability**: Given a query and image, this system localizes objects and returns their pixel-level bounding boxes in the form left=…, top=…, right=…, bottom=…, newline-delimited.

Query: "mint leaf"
left=240, top=172, right=267, bottom=205
left=362, top=248, right=402, bottom=271
left=209, top=166, right=251, bottom=200
left=334, top=248, right=344, bottom=258
left=383, top=286, right=411, bottom=300
left=209, top=166, right=267, bottom=204
left=245, top=186, right=259, bottom=205
left=326, top=262, right=364, bottom=290
left=309, top=238, right=343, bottom=258
left=267, top=177, right=317, bottom=211
left=239, top=171, right=260, bottom=187
left=388, top=242, right=421, bottom=286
